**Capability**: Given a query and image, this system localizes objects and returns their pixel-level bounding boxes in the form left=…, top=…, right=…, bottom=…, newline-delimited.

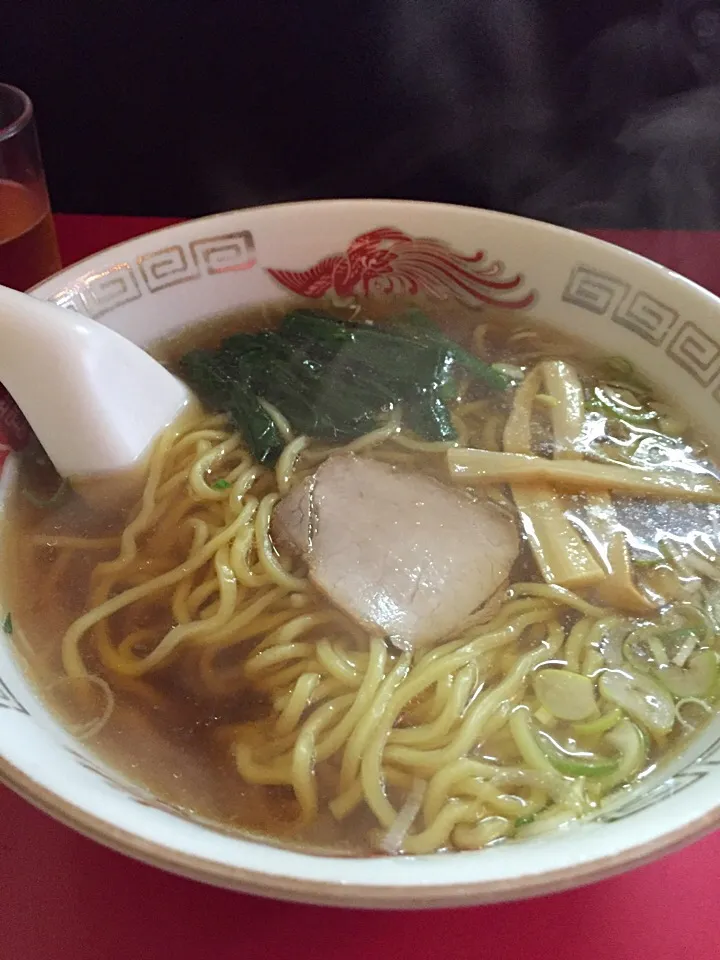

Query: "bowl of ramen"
left=0, top=200, right=719, bottom=907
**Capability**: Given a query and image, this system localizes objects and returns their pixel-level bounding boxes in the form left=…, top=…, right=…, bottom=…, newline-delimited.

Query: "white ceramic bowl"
left=0, top=201, right=719, bottom=908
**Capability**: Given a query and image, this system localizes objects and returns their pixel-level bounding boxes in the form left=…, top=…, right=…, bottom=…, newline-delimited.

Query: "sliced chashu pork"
left=272, top=454, right=518, bottom=649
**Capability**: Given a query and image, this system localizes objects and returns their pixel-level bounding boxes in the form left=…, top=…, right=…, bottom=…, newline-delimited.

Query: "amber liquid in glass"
left=0, top=179, right=61, bottom=290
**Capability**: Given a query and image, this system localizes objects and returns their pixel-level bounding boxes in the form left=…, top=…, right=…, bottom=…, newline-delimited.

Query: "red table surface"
left=1, top=214, right=718, bottom=960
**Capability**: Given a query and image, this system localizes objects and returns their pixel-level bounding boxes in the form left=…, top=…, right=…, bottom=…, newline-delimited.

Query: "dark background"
left=3, top=0, right=720, bottom=227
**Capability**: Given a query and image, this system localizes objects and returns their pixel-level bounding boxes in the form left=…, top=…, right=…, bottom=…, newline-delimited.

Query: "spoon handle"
left=0, top=284, right=190, bottom=477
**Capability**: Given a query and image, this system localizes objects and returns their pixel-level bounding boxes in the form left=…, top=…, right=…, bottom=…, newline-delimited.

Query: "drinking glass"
left=0, top=84, right=61, bottom=290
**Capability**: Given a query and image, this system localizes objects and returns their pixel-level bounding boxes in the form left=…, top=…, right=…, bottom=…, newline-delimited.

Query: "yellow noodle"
left=329, top=779, right=364, bottom=820
left=187, top=578, right=225, bottom=620
left=401, top=800, right=478, bottom=854
left=62, top=499, right=257, bottom=677
left=389, top=665, right=476, bottom=746
left=102, top=546, right=239, bottom=676
left=259, top=398, right=294, bottom=442
left=276, top=436, right=311, bottom=494
left=452, top=779, right=547, bottom=818
left=510, top=582, right=609, bottom=617
left=245, top=643, right=316, bottom=676
left=30, top=534, right=121, bottom=551
left=254, top=494, right=308, bottom=591
left=275, top=673, right=321, bottom=736
left=261, top=665, right=320, bottom=699
left=234, top=742, right=293, bottom=785
left=292, top=695, right=356, bottom=822
left=315, top=638, right=366, bottom=687
left=423, top=758, right=503, bottom=824
left=253, top=613, right=338, bottom=653
left=379, top=622, right=563, bottom=780
left=313, top=638, right=388, bottom=761
left=343, top=411, right=402, bottom=451
left=452, top=816, right=512, bottom=849
left=391, top=434, right=459, bottom=453
left=197, top=587, right=287, bottom=650
left=49, top=394, right=629, bottom=854
left=188, top=436, right=242, bottom=500
left=564, top=617, right=593, bottom=672
left=405, top=672, right=454, bottom=725
left=338, top=654, right=412, bottom=791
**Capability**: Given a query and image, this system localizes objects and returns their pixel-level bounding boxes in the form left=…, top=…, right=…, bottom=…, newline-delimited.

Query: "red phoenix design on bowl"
left=265, top=227, right=536, bottom=308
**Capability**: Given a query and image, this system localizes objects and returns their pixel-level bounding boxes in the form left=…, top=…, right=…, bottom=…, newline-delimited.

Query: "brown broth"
left=3, top=299, right=718, bottom=855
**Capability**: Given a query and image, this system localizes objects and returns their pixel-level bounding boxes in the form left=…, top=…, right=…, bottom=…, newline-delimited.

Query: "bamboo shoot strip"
left=502, top=369, right=606, bottom=589
left=447, top=449, right=720, bottom=501
left=541, top=360, right=655, bottom=613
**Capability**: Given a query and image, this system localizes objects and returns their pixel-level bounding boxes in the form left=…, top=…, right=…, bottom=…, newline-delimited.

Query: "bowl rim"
left=4, top=197, right=720, bottom=906
left=28, top=197, right=718, bottom=303
left=2, top=744, right=719, bottom=908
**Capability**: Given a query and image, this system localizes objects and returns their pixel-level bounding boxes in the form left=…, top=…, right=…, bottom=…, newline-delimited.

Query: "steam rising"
left=526, top=0, right=720, bottom=227
left=205, top=0, right=720, bottom=229
left=339, top=1, right=720, bottom=228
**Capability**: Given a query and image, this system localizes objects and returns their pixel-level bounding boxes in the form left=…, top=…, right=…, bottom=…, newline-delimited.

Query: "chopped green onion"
left=573, top=707, right=623, bottom=736
left=510, top=706, right=618, bottom=779
left=534, top=393, right=560, bottom=408
left=668, top=628, right=700, bottom=667
left=212, top=478, right=231, bottom=490
left=491, top=363, right=525, bottom=382
left=590, top=386, right=657, bottom=425
left=622, top=629, right=657, bottom=673
left=600, top=357, right=653, bottom=394
left=514, top=815, right=536, bottom=828
left=533, top=705, right=557, bottom=727
left=534, top=669, right=597, bottom=721
left=599, top=669, right=675, bottom=736
left=674, top=697, right=714, bottom=731
left=623, top=627, right=674, bottom=672
left=601, top=719, right=648, bottom=789
left=648, top=635, right=670, bottom=667
left=581, top=649, right=605, bottom=678
left=509, top=707, right=557, bottom=775
left=654, top=649, right=717, bottom=698
left=704, top=583, right=720, bottom=633
left=662, top=602, right=713, bottom=645
left=536, top=730, right=619, bottom=778
left=2, top=612, right=12, bottom=635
